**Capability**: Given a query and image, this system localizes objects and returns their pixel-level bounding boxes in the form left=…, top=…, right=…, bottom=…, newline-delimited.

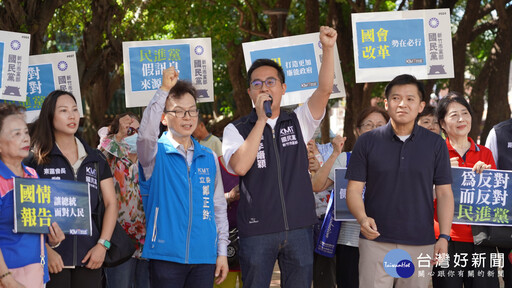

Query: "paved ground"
left=244, top=263, right=506, bottom=287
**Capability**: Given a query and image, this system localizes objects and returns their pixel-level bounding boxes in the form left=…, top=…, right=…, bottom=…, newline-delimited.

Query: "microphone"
left=264, top=95, right=273, bottom=118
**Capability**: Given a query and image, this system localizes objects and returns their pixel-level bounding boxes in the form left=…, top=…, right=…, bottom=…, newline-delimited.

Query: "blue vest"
left=494, top=119, right=512, bottom=170
left=233, top=109, right=317, bottom=237
left=139, top=134, right=218, bottom=264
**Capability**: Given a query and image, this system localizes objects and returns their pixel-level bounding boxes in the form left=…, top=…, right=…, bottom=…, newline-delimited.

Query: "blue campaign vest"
left=139, top=134, right=218, bottom=264
left=233, top=109, right=317, bottom=238
left=494, top=119, right=512, bottom=170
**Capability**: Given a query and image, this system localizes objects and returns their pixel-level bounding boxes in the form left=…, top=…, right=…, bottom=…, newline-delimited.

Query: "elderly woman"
left=0, top=103, right=64, bottom=288
left=433, top=92, right=499, bottom=288
left=28, top=91, right=118, bottom=288
left=99, top=112, right=149, bottom=288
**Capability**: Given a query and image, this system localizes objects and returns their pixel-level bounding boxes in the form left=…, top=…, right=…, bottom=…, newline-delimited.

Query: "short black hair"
left=166, top=80, right=197, bottom=107
left=436, top=91, right=473, bottom=127
left=416, top=105, right=436, bottom=122
left=247, top=59, right=285, bottom=87
left=384, top=74, right=427, bottom=102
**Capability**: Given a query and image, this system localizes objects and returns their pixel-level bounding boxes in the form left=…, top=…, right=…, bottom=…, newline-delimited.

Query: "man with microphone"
left=222, top=26, right=337, bottom=288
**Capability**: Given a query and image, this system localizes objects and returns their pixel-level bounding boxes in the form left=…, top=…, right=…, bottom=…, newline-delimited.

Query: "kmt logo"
left=197, top=168, right=210, bottom=175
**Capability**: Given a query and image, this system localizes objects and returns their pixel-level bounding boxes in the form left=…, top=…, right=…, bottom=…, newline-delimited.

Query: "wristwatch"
left=97, top=239, right=111, bottom=250
left=438, top=234, right=451, bottom=242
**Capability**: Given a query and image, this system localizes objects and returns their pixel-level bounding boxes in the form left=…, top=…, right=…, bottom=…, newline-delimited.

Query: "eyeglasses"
left=127, top=127, right=139, bottom=136
left=164, top=108, right=200, bottom=118
left=360, top=122, right=385, bottom=131
left=250, top=78, right=279, bottom=90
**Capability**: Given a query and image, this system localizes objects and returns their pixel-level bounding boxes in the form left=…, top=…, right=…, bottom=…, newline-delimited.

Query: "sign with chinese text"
left=352, top=9, right=454, bottom=83
left=1, top=52, right=83, bottom=123
left=333, top=168, right=358, bottom=221
left=0, top=30, right=30, bottom=102
left=13, top=178, right=92, bottom=235
left=452, top=167, right=511, bottom=226
left=242, top=32, right=345, bottom=107
left=123, top=38, right=214, bottom=107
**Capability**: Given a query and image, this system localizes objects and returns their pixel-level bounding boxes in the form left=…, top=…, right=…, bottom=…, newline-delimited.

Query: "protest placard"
left=123, top=38, right=214, bottom=107
left=452, top=167, right=511, bottom=226
left=333, top=168, right=358, bottom=221
left=0, top=30, right=30, bottom=102
left=242, top=32, right=345, bottom=107
left=352, top=9, right=454, bottom=83
left=13, top=177, right=92, bottom=235
left=1, top=52, right=83, bottom=122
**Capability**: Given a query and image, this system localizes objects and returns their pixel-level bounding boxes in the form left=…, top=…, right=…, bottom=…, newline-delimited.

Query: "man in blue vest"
left=486, top=119, right=512, bottom=288
left=137, top=67, right=229, bottom=287
left=222, top=26, right=337, bottom=287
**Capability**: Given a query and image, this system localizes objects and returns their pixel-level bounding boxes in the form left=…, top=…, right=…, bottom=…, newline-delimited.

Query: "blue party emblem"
left=383, top=249, right=415, bottom=278
left=58, top=61, right=68, bottom=71
left=10, top=40, right=21, bottom=50
left=194, top=45, right=204, bottom=55
left=428, top=17, right=440, bottom=28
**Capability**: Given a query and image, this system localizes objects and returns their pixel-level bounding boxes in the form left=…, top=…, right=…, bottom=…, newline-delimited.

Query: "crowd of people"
left=0, top=25, right=511, bottom=288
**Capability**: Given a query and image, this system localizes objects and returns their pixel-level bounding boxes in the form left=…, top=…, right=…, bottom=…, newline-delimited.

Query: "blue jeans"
left=239, top=227, right=313, bottom=288
left=149, top=259, right=215, bottom=288
left=105, top=257, right=150, bottom=288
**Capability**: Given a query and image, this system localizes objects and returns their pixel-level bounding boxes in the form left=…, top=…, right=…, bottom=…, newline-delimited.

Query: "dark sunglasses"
left=127, top=127, right=139, bottom=136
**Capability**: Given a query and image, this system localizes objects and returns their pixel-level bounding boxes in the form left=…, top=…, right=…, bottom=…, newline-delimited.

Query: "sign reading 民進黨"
left=0, top=52, right=83, bottom=123
left=123, top=38, right=214, bottom=107
left=351, top=8, right=454, bottom=83
left=452, top=167, right=511, bottom=227
left=13, top=178, right=92, bottom=235
left=0, top=30, right=30, bottom=102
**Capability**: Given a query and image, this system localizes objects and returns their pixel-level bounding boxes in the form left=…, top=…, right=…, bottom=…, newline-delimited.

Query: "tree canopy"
left=0, top=0, right=510, bottom=147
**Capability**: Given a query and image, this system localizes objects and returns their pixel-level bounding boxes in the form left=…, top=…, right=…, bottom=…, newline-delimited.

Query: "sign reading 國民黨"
left=352, top=8, right=454, bottom=83
left=123, top=38, right=214, bottom=107
left=0, top=52, right=83, bottom=123
left=451, top=167, right=512, bottom=227
left=0, top=30, right=30, bottom=102
left=242, top=32, right=345, bottom=107
left=13, top=178, right=92, bottom=235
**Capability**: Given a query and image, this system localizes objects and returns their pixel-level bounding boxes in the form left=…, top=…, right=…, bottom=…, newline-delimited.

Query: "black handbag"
left=92, top=161, right=136, bottom=267
left=472, top=225, right=512, bottom=249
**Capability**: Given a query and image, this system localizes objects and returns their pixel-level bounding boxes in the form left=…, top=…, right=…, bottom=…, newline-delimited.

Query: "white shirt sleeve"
left=295, top=99, right=325, bottom=145
left=222, top=123, right=245, bottom=174
left=485, top=128, right=498, bottom=166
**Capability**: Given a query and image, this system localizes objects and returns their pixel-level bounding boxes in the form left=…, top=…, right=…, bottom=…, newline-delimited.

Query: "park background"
left=1, top=0, right=511, bottom=149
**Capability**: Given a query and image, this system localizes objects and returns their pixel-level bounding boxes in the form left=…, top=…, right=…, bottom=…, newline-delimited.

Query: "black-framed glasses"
left=250, top=77, right=279, bottom=90
left=127, top=127, right=139, bottom=136
left=164, top=108, right=200, bottom=118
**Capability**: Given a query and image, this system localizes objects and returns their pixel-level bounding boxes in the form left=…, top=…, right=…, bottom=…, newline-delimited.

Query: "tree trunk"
left=0, top=0, right=72, bottom=54
left=449, top=0, right=483, bottom=93
left=329, top=0, right=369, bottom=151
left=76, top=0, right=124, bottom=146
left=481, top=2, right=512, bottom=144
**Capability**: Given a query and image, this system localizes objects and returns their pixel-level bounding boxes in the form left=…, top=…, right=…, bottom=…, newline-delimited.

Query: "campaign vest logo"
left=197, top=168, right=210, bottom=175
left=86, top=166, right=96, bottom=177
left=280, top=125, right=298, bottom=147
left=280, top=126, right=295, bottom=136
left=383, top=249, right=415, bottom=278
